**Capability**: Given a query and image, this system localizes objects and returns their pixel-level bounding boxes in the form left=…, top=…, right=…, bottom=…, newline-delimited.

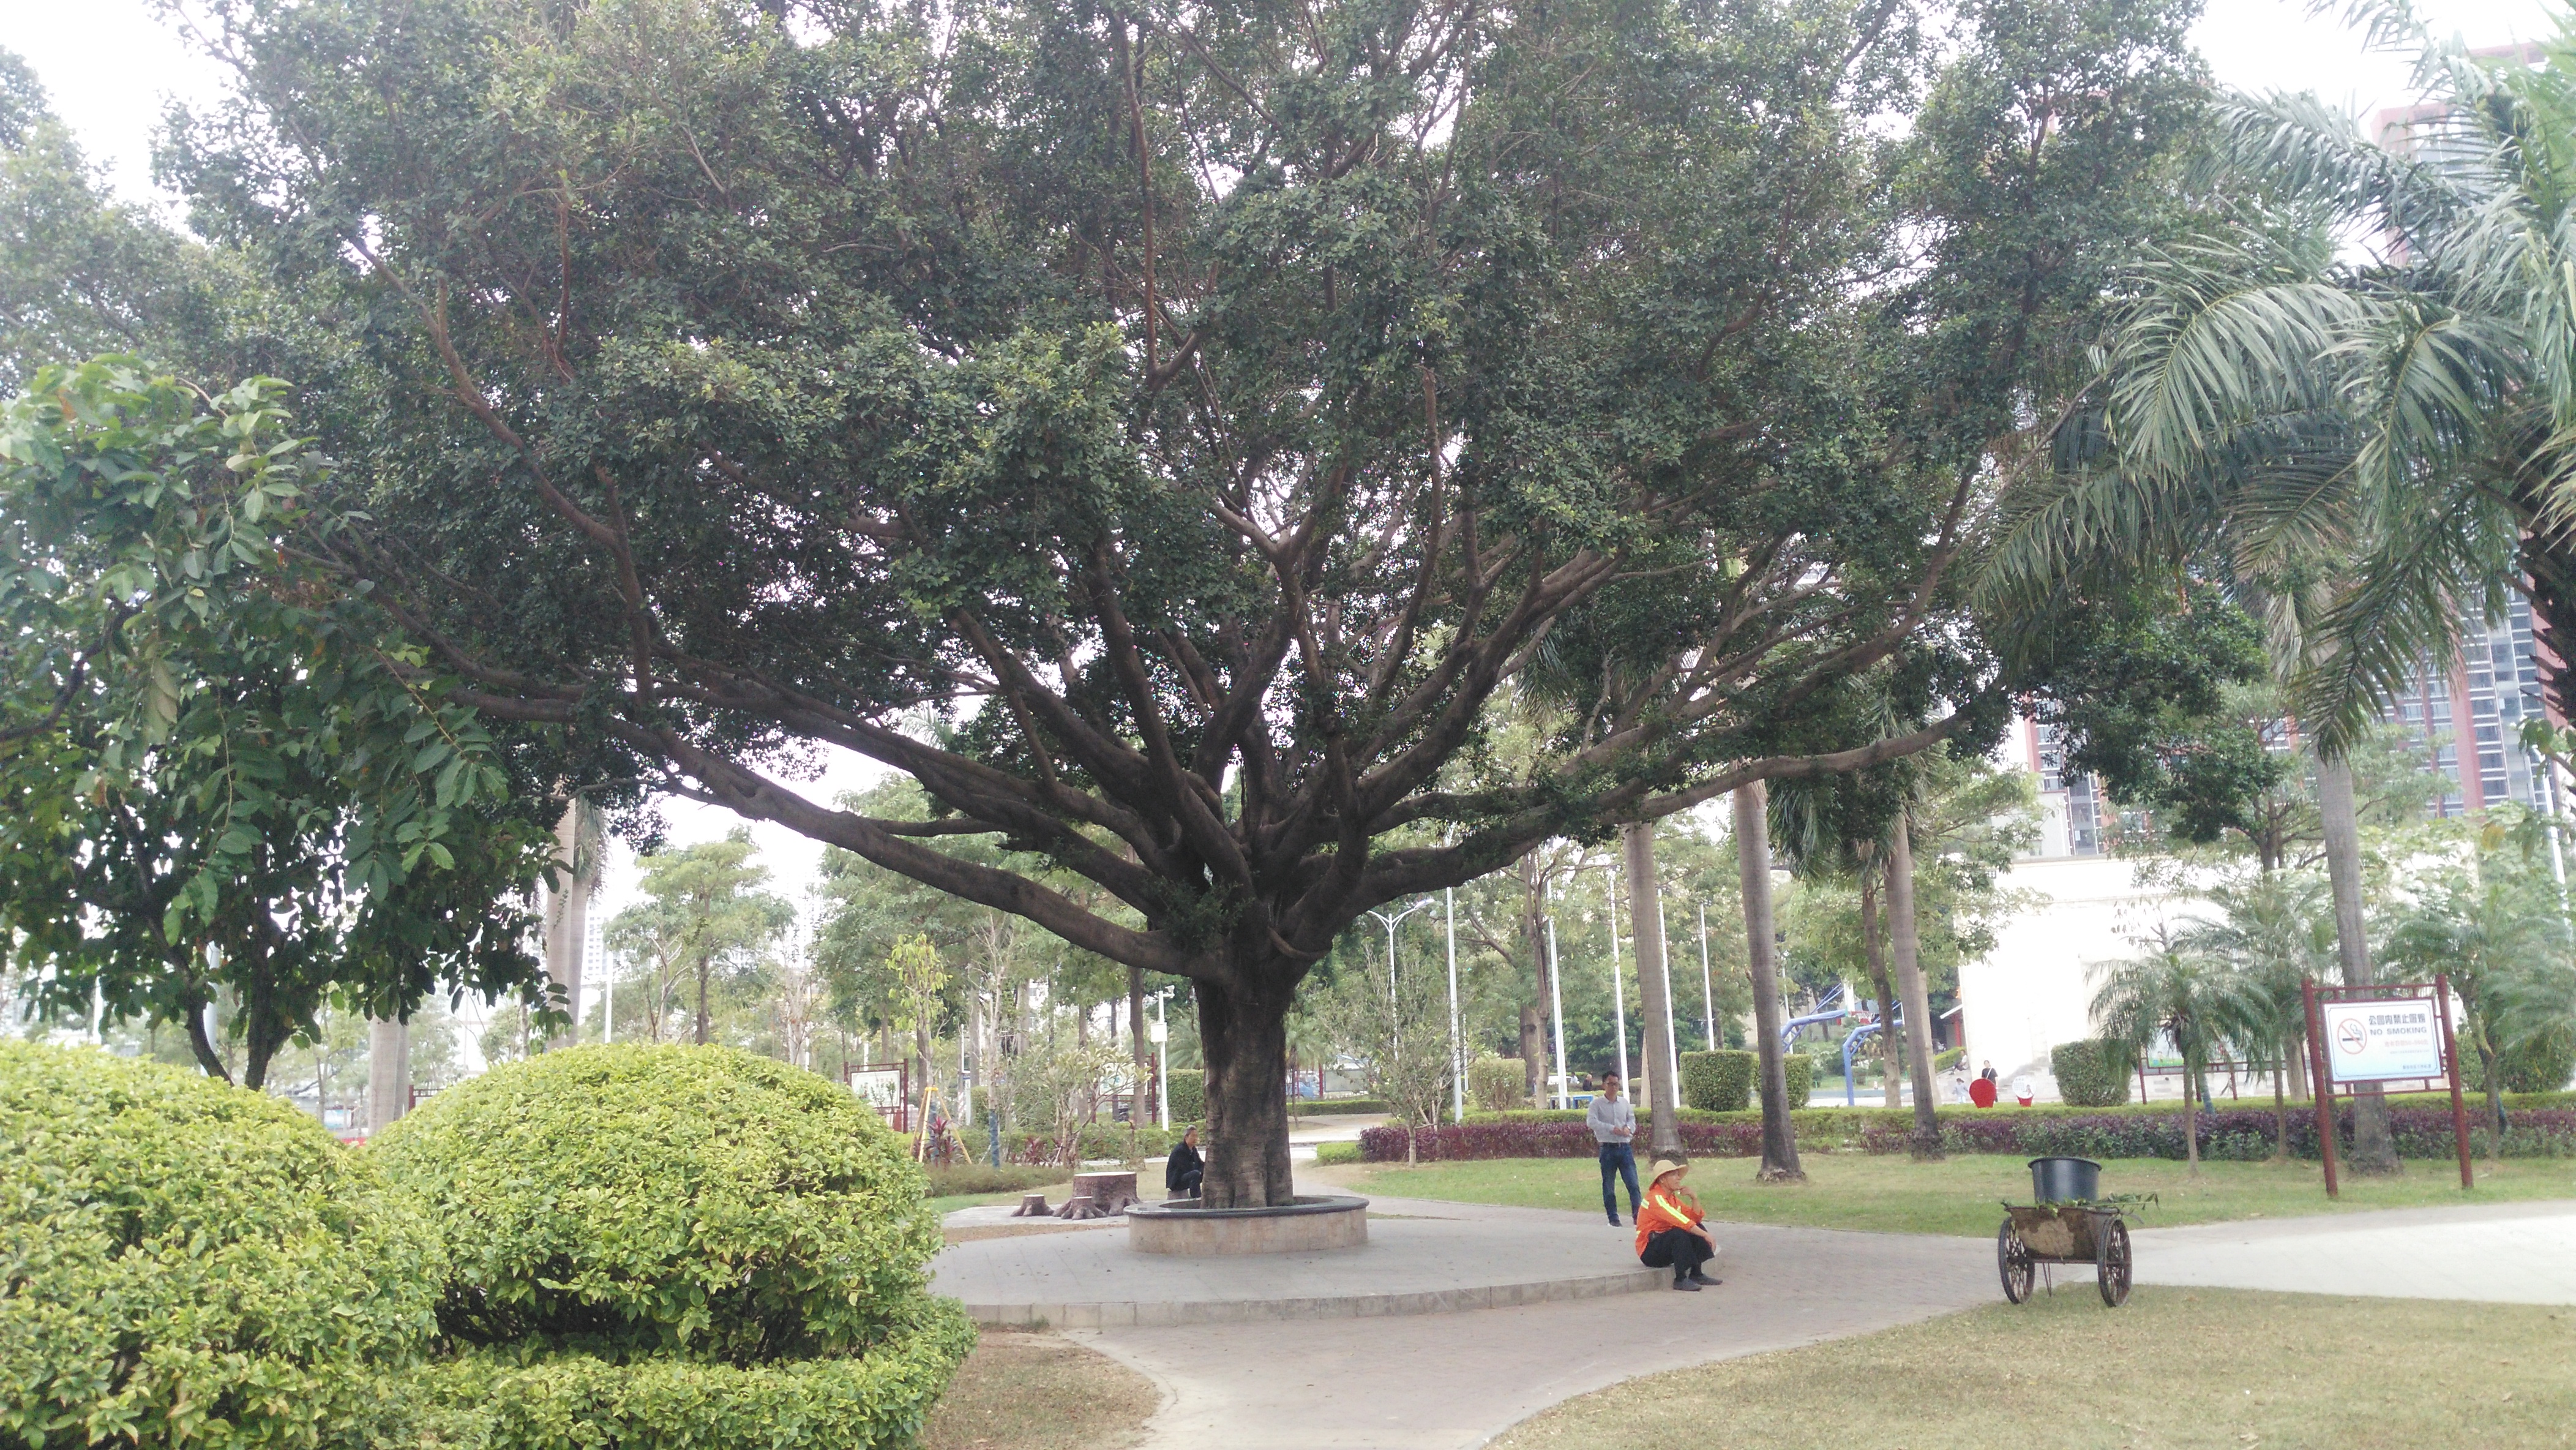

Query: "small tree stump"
left=1008, top=1193, right=1052, bottom=1218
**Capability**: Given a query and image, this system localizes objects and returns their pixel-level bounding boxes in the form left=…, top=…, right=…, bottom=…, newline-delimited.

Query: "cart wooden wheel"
left=1996, top=1220, right=2035, bottom=1304
left=2094, top=1216, right=2132, bottom=1307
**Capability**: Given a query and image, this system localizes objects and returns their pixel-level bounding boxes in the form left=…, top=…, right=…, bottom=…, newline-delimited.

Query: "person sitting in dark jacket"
left=1164, top=1124, right=1204, bottom=1198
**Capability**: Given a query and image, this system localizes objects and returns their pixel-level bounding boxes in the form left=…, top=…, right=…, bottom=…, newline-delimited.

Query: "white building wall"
left=1957, top=851, right=2204, bottom=1079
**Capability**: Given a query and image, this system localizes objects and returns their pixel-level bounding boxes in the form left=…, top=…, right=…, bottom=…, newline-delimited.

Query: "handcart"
left=1994, top=1155, right=2145, bottom=1309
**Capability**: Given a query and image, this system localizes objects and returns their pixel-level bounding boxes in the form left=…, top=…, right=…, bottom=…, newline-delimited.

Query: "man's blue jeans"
left=1598, top=1141, right=1640, bottom=1222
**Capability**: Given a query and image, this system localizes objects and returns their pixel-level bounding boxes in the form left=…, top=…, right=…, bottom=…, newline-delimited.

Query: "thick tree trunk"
left=2317, top=755, right=2399, bottom=1173
left=1859, top=864, right=1901, bottom=1109
left=1624, top=824, right=1683, bottom=1157
left=367, top=1017, right=411, bottom=1135
left=1735, top=783, right=1805, bottom=1182
left=1197, top=974, right=1296, bottom=1208
left=1887, top=813, right=1944, bottom=1160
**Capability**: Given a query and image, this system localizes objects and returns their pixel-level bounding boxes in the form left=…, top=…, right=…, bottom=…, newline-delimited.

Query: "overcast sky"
left=2, top=0, right=2564, bottom=996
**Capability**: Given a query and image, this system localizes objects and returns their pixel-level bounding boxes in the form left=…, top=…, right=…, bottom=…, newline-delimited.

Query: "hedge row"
left=1857, top=1103, right=2576, bottom=1162
left=1371, top=1102, right=2576, bottom=1162
left=1358, top=1118, right=1769, bottom=1163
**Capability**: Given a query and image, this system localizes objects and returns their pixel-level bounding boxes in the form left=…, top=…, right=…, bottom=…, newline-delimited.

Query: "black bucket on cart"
left=2028, top=1155, right=2101, bottom=1204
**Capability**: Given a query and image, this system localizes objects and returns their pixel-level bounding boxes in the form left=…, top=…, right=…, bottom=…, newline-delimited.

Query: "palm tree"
left=2091, top=933, right=2266, bottom=1176
left=1982, top=3, right=2576, bottom=1170
left=2383, top=837, right=2574, bottom=1156
left=2179, top=871, right=2336, bottom=1160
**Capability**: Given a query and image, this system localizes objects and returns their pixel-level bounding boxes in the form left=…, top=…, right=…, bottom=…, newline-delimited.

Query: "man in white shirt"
left=1587, top=1074, right=1640, bottom=1226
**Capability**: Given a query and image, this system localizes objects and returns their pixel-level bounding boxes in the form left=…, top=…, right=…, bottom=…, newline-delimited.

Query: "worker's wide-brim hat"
left=1649, top=1158, right=1688, bottom=1182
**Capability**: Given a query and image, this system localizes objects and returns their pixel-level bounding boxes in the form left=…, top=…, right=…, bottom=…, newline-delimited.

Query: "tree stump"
left=1054, top=1170, right=1138, bottom=1219
left=1008, top=1192, right=1052, bottom=1218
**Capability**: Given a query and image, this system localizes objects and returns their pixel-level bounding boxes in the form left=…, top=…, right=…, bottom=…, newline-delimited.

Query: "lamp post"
left=1149, top=993, right=1170, bottom=1130
left=1604, top=871, right=1628, bottom=1089
left=1445, top=886, right=1462, bottom=1124
left=1545, top=877, right=1569, bottom=1110
left=1698, top=902, right=1715, bottom=1051
left=1365, top=897, right=1437, bottom=1105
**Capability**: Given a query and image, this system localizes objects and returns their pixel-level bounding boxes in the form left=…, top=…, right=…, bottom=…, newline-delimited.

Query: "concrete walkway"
left=935, top=1195, right=1664, bottom=1326
left=1065, top=1200, right=1994, bottom=1450
left=2130, top=1198, right=2576, bottom=1305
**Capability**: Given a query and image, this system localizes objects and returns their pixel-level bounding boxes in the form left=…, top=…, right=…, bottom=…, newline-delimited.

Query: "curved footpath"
left=942, top=1184, right=2576, bottom=1450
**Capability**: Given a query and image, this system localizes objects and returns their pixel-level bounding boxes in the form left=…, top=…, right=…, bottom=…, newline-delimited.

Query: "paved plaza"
left=943, top=1180, right=2576, bottom=1449
left=2130, top=1199, right=2576, bottom=1305
left=935, top=1195, right=1667, bottom=1326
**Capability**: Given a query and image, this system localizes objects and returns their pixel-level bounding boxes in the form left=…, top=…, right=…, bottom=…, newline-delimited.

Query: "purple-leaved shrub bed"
left=1360, top=1106, right=2576, bottom=1163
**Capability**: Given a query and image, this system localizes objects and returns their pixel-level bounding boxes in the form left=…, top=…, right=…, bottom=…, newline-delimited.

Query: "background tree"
left=2091, top=933, right=2263, bottom=1176
left=2178, top=870, right=2334, bottom=1158
left=605, top=831, right=794, bottom=1046
left=2381, top=814, right=2574, bottom=1152
left=1313, top=929, right=1453, bottom=1163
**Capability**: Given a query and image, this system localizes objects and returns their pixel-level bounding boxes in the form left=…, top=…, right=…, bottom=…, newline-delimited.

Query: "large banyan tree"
left=157, top=0, right=2201, bottom=1202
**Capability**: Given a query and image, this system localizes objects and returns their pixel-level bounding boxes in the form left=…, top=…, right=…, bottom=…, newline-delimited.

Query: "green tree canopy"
left=26, top=0, right=2210, bottom=1200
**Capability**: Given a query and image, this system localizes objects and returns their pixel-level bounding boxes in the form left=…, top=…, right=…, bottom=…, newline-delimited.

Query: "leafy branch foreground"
left=1494, top=1288, right=2576, bottom=1450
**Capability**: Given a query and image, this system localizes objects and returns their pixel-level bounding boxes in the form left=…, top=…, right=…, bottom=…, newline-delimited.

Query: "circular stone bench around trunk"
left=1125, top=1195, right=1369, bottom=1255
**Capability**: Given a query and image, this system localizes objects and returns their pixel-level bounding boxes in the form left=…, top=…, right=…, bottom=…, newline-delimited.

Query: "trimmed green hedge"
left=1680, top=1050, right=1752, bottom=1111
left=408, top=1300, right=975, bottom=1449
left=0, top=1043, right=438, bottom=1449
left=2051, top=1038, right=2132, bottom=1106
left=1312, top=1141, right=1363, bottom=1165
left=1678, top=1050, right=1810, bottom=1111
left=1165, top=1069, right=1206, bottom=1121
left=1291, top=1098, right=1389, bottom=1116
left=1467, top=1055, right=1526, bottom=1112
left=2465, top=1036, right=2576, bottom=1095
left=376, top=1044, right=942, bottom=1363
left=1934, top=1047, right=1964, bottom=1073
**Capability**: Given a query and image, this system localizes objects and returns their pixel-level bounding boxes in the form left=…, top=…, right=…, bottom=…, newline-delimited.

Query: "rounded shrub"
left=373, top=1043, right=946, bottom=1364
left=2051, top=1038, right=2133, bottom=1107
left=0, top=1043, right=438, bottom=1449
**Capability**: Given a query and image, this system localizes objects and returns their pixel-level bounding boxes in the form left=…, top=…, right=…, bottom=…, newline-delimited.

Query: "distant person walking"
left=1636, top=1159, right=1721, bottom=1291
left=1165, top=1124, right=1203, bottom=1198
left=1588, top=1073, right=1640, bottom=1226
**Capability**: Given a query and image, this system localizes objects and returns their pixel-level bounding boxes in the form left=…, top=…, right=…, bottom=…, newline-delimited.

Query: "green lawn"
left=1492, top=1287, right=2576, bottom=1449
left=1346, top=1152, right=2576, bottom=1236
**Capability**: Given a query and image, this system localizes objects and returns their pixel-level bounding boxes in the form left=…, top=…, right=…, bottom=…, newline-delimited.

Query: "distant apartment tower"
left=2010, top=598, right=2554, bottom=856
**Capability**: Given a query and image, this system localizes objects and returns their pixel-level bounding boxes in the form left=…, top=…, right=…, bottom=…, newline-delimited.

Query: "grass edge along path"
left=1345, top=1153, right=2576, bottom=1236
left=921, top=1328, right=1158, bottom=1450
left=1490, top=1287, right=2576, bottom=1450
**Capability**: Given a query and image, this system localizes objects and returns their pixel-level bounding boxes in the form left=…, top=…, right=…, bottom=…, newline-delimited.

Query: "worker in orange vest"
left=1634, top=1158, right=1721, bottom=1291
